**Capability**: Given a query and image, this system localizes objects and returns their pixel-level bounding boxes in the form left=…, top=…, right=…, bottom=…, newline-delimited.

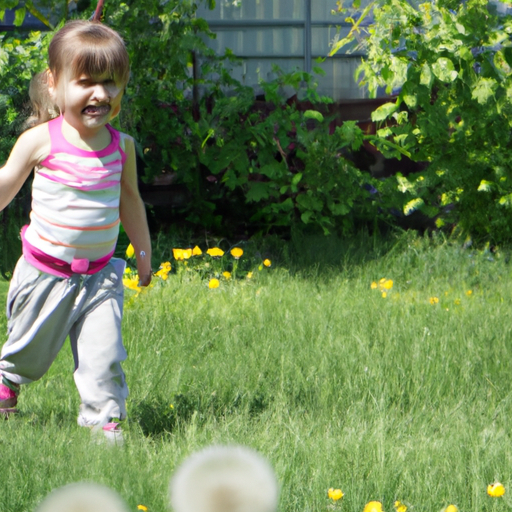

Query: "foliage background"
left=334, top=0, right=512, bottom=242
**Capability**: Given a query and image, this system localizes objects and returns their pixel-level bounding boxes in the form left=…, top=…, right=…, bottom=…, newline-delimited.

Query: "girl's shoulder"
left=17, top=121, right=52, bottom=165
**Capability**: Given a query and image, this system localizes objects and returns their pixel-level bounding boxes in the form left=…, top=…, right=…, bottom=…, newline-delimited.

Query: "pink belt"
left=21, top=225, right=114, bottom=278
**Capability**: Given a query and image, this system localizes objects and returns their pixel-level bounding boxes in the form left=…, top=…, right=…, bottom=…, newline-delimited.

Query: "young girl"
left=0, top=20, right=151, bottom=438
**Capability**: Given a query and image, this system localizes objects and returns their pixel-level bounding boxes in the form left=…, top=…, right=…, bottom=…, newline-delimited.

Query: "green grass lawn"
left=2, top=232, right=512, bottom=512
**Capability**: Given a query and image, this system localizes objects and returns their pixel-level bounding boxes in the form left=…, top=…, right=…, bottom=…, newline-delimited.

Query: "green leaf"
left=471, top=77, right=498, bottom=104
left=371, top=102, right=398, bottom=122
left=296, top=192, right=323, bottom=211
left=455, top=22, right=465, bottom=35
left=329, top=202, right=350, bottom=215
left=328, top=3, right=373, bottom=56
left=477, top=180, right=494, bottom=192
left=259, top=164, right=282, bottom=180
left=274, top=197, right=294, bottom=212
left=457, top=46, right=473, bottom=62
left=246, top=182, right=270, bottom=202
left=13, top=7, right=25, bottom=26
left=404, top=198, right=424, bottom=216
left=420, top=63, right=433, bottom=88
left=432, top=58, right=458, bottom=83
left=402, top=94, right=417, bottom=108
left=337, top=120, right=364, bottom=150
left=301, top=211, right=314, bottom=224
left=291, top=172, right=302, bottom=186
left=494, top=51, right=512, bottom=76
left=396, top=174, right=415, bottom=193
left=499, top=193, right=512, bottom=207
left=377, top=127, right=392, bottom=138
left=303, top=110, right=324, bottom=123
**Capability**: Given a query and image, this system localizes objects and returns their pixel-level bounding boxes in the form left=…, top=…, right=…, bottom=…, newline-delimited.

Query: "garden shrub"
left=334, top=0, right=512, bottom=243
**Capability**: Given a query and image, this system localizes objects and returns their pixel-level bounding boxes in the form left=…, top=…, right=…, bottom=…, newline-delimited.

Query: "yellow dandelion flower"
left=382, top=291, right=387, bottom=298
left=394, top=501, right=407, bottom=512
left=155, top=269, right=169, bottom=280
left=429, top=297, right=439, bottom=305
left=263, top=259, right=271, bottom=267
left=488, top=482, right=505, bottom=497
left=173, top=248, right=184, bottom=261
left=231, top=247, right=243, bottom=259
left=371, top=281, right=378, bottom=289
left=183, top=248, right=192, bottom=259
left=222, top=271, right=231, bottom=280
left=454, top=298, right=461, bottom=305
left=247, top=272, right=253, bottom=279
left=466, top=290, right=473, bottom=296
left=161, top=261, right=172, bottom=271
left=124, top=266, right=132, bottom=275
left=328, top=488, right=344, bottom=501
left=444, top=505, right=457, bottom=512
left=123, top=276, right=141, bottom=292
left=363, top=501, right=383, bottom=512
left=207, top=247, right=225, bottom=257
left=208, top=278, right=220, bottom=289
left=125, top=243, right=135, bottom=258
left=382, top=279, right=393, bottom=290
left=137, top=506, right=148, bottom=512
left=192, top=245, right=202, bottom=256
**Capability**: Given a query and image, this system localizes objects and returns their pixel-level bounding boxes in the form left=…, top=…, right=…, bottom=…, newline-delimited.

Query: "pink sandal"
left=0, top=378, right=19, bottom=416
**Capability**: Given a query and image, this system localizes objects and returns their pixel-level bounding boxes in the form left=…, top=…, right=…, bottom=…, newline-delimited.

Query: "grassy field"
left=2, top=231, right=512, bottom=512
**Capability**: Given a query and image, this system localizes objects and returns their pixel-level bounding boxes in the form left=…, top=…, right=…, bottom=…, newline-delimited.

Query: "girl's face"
left=49, top=69, right=125, bottom=137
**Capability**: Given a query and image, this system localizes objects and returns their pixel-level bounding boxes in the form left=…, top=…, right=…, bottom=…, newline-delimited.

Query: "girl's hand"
left=138, top=271, right=152, bottom=287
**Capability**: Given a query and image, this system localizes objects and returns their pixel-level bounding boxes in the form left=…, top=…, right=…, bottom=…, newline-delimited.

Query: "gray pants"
left=0, top=256, right=128, bottom=427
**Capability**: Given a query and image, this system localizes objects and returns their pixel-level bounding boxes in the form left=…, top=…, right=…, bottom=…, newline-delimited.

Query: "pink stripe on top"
left=46, top=114, right=126, bottom=161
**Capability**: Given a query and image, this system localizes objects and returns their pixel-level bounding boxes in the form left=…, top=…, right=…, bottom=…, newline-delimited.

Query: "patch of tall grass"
left=1, top=232, right=512, bottom=512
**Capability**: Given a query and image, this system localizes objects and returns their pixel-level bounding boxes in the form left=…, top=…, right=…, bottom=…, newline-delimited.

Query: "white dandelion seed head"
left=170, top=445, right=279, bottom=512
left=35, top=482, right=129, bottom=512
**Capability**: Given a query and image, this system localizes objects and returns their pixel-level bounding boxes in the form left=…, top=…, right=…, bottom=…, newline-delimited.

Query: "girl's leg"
left=69, top=260, right=128, bottom=428
left=0, top=257, right=80, bottom=385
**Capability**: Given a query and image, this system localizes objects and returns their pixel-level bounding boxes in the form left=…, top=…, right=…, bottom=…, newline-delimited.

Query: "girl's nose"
left=92, top=84, right=110, bottom=102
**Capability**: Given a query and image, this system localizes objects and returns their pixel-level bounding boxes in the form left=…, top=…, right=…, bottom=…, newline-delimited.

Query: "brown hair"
left=26, top=20, right=130, bottom=128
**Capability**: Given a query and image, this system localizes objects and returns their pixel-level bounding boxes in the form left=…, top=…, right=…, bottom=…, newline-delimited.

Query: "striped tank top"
left=22, top=115, right=126, bottom=278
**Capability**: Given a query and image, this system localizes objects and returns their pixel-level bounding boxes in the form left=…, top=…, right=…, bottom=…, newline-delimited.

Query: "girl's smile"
left=81, top=104, right=112, bottom=116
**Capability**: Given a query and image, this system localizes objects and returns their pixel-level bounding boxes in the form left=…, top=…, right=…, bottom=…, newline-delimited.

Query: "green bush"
left=142, top=67, right=383, bottom=235
left=334, top=0, right=512, bottom=243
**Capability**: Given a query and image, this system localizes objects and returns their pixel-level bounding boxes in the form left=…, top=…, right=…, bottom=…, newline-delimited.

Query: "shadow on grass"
left=255, top=226, right=410, bottom=274
left=131, top=390, right=271, bottom=438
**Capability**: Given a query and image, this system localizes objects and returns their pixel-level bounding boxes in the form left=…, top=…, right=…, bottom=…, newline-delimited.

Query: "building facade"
left=196, top=0, right=368, bottom=100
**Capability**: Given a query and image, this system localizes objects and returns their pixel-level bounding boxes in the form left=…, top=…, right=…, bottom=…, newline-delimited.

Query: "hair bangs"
left=69, top=42, right=130, bottom=85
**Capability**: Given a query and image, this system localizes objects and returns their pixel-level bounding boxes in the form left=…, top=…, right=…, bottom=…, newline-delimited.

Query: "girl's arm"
left=0, top=124, right=49, bottom=211
left=119, top=135, right=152, bottom=287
